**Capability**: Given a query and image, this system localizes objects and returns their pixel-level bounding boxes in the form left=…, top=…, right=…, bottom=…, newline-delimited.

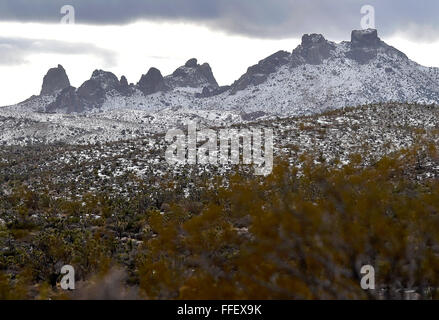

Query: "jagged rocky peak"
left=292, top=33, right=336, bottom=65
left=45, top=69, right=126, bottom=114
left=74, top=69, right=122, bottom=110
left=119, top=75, right=131, bottom=95
left=185, top=58, right=198, bottom=68
left=301, top=33, right=328, bottom=47
left=120, top=75, right=128, bottom=87
left=198, top=63, right=218, bottom=88
left=78, top=69, right=123, bottom=97
left=137, top=67, right=168, bottom=96
left=40, top=64, right=70, bottom=96
left=351, top=29, right=380, bottom=48
left=166, top=58, right=219, bottom=89
left=89, top=69, right=120, bottom=90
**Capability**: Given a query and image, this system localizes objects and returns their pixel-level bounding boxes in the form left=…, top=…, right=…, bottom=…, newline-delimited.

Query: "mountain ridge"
left=5, top=29, right=439, bottom=117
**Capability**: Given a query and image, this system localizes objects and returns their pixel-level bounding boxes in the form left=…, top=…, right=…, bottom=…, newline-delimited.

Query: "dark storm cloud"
left=0, top=0, right=438, bottom=41
left=0, top=37, right=116, bottom=66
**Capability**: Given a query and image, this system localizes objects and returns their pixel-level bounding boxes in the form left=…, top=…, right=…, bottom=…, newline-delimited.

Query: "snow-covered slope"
left=7, top=28, right=439, bottom=118
left=1, top=28, right=439, bottom=147
left=205, top=29, right=439, bottom=115
left=200, top=29, right=439, bottom=115
left=2, top=103, right=438, bottom=197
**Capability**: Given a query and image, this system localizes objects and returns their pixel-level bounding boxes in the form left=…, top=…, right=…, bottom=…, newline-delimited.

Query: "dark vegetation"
left=0, top=137, right=439, bottom=299
left=0, top=103, right=438, bottom=299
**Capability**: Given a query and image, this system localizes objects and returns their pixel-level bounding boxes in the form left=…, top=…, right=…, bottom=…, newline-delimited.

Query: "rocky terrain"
left=0, top=28, right=438, bottom=203
left=0, top=102, right=437, bottom=200
left=1, top=29, right=439, bottom=301
left=1, top=29, right=439, bottom=148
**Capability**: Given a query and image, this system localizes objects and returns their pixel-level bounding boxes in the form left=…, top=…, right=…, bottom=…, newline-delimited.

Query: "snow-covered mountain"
left=213, top=29, right=439, bottom=115
left=11, top=57, right=221, bottom=114
left=1, top=28, right=439, bottom=147
left=6, top=29, right=439, bottom=118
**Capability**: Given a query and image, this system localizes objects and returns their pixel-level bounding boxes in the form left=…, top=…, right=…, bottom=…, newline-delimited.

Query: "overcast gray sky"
left=0, top=0, right=438, bottom=106
left=0, top=0, right=437, bottom=40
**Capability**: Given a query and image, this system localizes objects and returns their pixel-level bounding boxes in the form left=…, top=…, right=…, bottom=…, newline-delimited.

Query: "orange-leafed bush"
left=137, top=145, right=439, bottom=299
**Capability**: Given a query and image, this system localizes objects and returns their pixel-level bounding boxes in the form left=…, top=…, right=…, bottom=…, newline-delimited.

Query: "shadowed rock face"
left=231, top=34, right=338, bottom=94
left=185, top=58, right=198, bottom=68
left=137, top=67, right=168, bottom=96
left=230, top=50, right=291, bottom=94
left=346, top=29, right=381, bottom=64
left=46, top=69, right=129, bottom=113
left=119, top=76, right=131, bottom=96
left=351, top=29, right=380, bottom=48
left=198, top=63, right=219, bottom=88
left=40, top=64, right=70, bottom=96
left=46, top=86, right=82, bottom=113
left=77, top=70, right=121, bottom=109
left=165, top=58, right=219, bottom=89
left=198, top=85, right=231, bottom=98
left=347, top=29, right=407, bottom=64
left=292, top=34, right=336, bottom=65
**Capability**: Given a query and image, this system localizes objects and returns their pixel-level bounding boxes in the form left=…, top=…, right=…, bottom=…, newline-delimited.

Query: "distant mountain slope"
left=1, top=103, right=438, bottom=181
left=205, top=29, right=439, bottom=115
left=4, top=29, right=439, bottom=117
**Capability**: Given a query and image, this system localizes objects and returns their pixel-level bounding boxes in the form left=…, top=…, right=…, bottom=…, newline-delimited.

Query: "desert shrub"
left=136, top=145, right=439, bottom=299
left=1, top=142, right=439, bottom=299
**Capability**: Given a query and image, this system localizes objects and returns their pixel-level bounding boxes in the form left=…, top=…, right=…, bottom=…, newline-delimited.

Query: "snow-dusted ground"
left=271, top=103, right=439, bottom=168
left=1, top=103, right=438, bottom=199
left=0, top=101, right=250, bottom=146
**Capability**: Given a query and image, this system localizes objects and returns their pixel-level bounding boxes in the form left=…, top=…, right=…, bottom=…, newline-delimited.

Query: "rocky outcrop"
left=75, top=70, right=120, bottom=109
left=137, top=67, right=168, bottom=96
left=230, top=50, right=291, bottom=94
left=46, top=86, right=82, bottom=113
left=230, top=34, right=336, bottom=94
left=351, top=29, right=381, bottom=48
left=197, top=85, right=231, bottom=98
left=185, top=58, right=198, bottom=68
left=118, top=76, right=131, bottom=96
left=291, top=34, right=336, bottom=65
left=165, top=58, right=219, bottom=89
left=229, top=30, right=409, bottom=94
left=40, top=64, right=70, bottom=96
left=347, top=29, right=407, bottom=64
left=23, top=28, right=425, bottom=115
left=198, top=63, right=218, bottom=88
left=45, top=69, right=129, bottom=113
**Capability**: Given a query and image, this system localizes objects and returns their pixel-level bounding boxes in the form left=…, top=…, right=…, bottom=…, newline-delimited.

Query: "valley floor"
left=0, top=102, right=439, bottom=299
